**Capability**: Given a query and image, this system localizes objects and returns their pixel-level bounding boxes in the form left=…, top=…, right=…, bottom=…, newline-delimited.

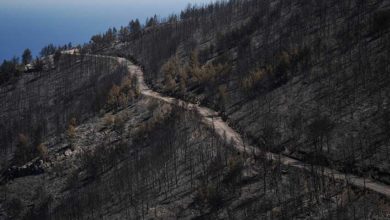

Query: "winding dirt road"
left=119, top=57, right=390, bottom=198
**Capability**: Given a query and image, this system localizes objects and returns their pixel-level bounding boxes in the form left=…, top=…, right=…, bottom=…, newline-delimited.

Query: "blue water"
left=0, top=0, right=214, bottom=61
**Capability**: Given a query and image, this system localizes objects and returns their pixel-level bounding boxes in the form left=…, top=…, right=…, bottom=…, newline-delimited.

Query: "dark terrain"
left=1, top=0, right=390, bottom=219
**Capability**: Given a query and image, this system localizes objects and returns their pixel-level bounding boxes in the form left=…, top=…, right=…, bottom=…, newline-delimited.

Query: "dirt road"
left=120, top=57, right=390, bottom=197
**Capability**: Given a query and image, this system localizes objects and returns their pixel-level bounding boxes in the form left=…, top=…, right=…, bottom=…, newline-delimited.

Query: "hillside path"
left=119, top=57, right=390, bottom=198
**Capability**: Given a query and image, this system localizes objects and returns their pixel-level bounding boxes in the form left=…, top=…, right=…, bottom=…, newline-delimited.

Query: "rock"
left=64, top=149, right=72, bottom=157
left=2, top=160, right=44, bottom=181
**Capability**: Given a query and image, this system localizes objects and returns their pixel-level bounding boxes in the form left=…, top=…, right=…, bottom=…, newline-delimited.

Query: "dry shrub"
left=120, top=75, right=132, bottom=92
left=36, top=143, right=48, bottom=161
left=218, top=84, right=229, bottom=111
left=134, top=84, right=141, bottom=97
left=118, top=93, right=128, bottom=108
left=18, top=133, right=28, bottom=147
left=271, top=207, right=282, bottom=218
left=107, top=74, right=139, bottom=109
left=278, top=51, right=291, bottom=67
left=161, top=56, right=181, bottom=92
left=241, top=68, right=268, bottom=91
left=223, top=155, right=243, bottom=185
left=161, top=51, right=232, bottom=94
left=198, top=62, right=230, bottom=84
left=107, top=84, right=121, bottom=107
left=67, top=118, right=77, bottom=150
left=67, top=118, right=77, bottom=139
left=67, top=125, right=76, bottom=139
left=164, top=73, right=176, bottom=91
left=103, top=113, right=116, bottom=127
left=69, top=117, right=77, bottom=127
left=113, top=114, right=127, bottom=135
left=191, top=63, right=216, bottom=84
left=102, top=113, right=125, bottom=131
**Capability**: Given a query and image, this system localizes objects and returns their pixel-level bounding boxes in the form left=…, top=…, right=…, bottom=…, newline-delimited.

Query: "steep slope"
left=121, top=56, right=390, bottom=197
left=1, top=0, right=390, bottom=219
left=0, top=55, right=127, bottom=163
left=99, top=0, right=390, bottom=185
left=1, top=57, right=389, bottom=219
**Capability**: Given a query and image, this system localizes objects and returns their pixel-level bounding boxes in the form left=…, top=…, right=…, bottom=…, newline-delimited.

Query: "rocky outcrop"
left=2, top=160, right=44, bottom=182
